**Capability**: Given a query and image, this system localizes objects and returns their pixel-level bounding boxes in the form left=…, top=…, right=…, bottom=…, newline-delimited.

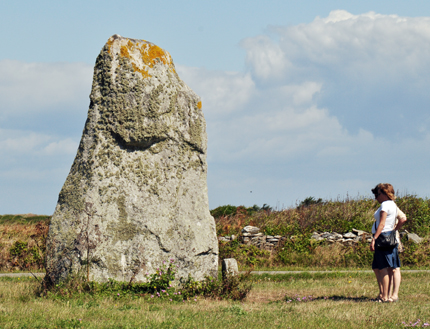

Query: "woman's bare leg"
left=379, top=268, right=390, bottom=301
left=390, top=268, right=401, bottom=300
left=373, top=269, right=383, bottom=299
left=388, top=269, right=393, bottom=297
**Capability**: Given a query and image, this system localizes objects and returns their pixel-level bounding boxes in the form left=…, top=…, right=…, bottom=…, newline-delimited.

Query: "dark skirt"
left=372, top=244, right=401, bottom=270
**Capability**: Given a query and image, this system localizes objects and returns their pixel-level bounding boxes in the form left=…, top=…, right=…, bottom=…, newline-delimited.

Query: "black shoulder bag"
left=374, top=206, right=398, bottom=251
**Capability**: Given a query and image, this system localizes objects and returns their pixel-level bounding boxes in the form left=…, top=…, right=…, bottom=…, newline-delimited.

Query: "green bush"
left=397, top=196, right=430, bottom=237
left=9, top=241, right=43, bottom=269
left=210, top=205, right=238, bottom=218
left=10, top=241, right=28, bottom=257
left=211, top=204, right=271, bottom=218
left=219, top=240, right=271, bottom=267
left=181, top=272, right=252, bottom=301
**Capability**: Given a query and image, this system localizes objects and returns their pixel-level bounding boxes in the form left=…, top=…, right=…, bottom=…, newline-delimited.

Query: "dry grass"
left=1, top=272, right=429, bottom=328
left=0, top=221, right=48, bottom=272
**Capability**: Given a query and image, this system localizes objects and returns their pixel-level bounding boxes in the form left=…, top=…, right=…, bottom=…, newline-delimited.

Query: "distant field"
left=0, top=214, right=50, bottom=225
left=0, top=272, right=429, bottom=328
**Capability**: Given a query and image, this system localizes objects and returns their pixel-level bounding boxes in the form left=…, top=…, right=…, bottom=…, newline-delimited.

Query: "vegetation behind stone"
left=214, top=195, right=430, bottom=268
left=1, top=195, right=429, bottom=271
left=212, top=195, right=430, bottom=237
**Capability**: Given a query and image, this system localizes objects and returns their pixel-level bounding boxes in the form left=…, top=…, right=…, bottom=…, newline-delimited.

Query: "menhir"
left=45, top=34, right=218, bottom=284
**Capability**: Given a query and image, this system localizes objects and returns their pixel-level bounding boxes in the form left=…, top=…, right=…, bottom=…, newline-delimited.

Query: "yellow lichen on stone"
left=120, top=45, right=131, bottom=59
left=111, top=36, right=177, bottom=78
left=197, top=101, right=202, bottom=109
left=139, top=43, right=176, bottom=74
left=132, top=62, right=151, bottom=79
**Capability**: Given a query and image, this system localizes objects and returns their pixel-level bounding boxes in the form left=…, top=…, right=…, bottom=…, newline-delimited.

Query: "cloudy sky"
left=1, top=0, right=430, bottom=215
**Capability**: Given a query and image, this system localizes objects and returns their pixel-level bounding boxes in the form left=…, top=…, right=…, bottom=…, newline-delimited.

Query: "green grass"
left=0, top=215, right=50, bottom=225
left=1, top=272, right=429, bottom=328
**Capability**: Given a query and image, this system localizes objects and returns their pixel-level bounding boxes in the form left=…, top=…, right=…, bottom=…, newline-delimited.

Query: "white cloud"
left=0, top=128, right=78, bottom=157
left=279, top=82, right=322, bottom=106
left=277, top=10, right=430, bottom=64
left=177, top=65, right=256, bottom=117
left=43, top=138, right=78, bottom=155
left=240, top=35, right=291, bottom=81
left=0, top=130, right=50, bottom=153
left=0, top=60, right=93, bottom=118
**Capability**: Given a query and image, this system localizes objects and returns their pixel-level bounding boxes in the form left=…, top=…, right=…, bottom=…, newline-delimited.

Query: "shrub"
left=297, top=196, right=323, bottom=208
left=181, top=272, right=252, bottom=301
left=219, top=239, right=271, bottom=267
left=210, top=205, right=238, bottom=218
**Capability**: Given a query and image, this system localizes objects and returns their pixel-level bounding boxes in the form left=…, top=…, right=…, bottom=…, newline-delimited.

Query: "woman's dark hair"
left=371, top=183, right=396, bottom=200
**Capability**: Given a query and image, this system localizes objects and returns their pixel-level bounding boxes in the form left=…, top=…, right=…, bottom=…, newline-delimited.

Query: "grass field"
left=1, top=272, right=429, bottom=328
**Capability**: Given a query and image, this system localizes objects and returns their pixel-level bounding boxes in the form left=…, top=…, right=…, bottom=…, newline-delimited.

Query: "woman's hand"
left=370, top=238, right=375, bottom=251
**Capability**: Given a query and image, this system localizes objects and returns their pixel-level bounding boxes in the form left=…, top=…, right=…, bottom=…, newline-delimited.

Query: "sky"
left=1, top=0, right=430, bottom=215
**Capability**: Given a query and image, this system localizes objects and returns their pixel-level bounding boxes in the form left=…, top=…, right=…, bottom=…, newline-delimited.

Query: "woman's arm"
left=370, top=211, right=387, bottom=251
left=374, top=211, right=387, bottom=240
left=394, top=215, right=407, bottom=231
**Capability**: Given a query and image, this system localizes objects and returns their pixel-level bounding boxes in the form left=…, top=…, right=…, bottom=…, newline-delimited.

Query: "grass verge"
left=0, top=272, right=429, bottom=328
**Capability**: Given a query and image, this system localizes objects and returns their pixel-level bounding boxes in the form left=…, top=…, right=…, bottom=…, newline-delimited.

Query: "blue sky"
left=1, top=0, right=430, bottom=214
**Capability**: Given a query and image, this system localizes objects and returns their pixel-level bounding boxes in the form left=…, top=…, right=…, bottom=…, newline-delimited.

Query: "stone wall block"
left=407, top=233, right=423, bottom=244
left=221, top=258, right=239, bottom=277
left=242, top=226, right=260, bottom=234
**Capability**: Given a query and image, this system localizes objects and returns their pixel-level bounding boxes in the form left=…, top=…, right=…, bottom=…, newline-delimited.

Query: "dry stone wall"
left=218, top=225, right=422, bottom=250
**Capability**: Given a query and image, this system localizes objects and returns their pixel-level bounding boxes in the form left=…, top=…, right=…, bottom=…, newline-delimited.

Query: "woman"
left=370, top=183, right=406, bottom=302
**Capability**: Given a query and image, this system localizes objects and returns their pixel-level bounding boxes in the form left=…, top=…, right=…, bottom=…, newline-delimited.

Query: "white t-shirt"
left=372, top=200, right=397, bottom=234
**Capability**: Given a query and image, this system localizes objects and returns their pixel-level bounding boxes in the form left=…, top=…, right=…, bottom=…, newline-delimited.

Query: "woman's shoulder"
left=381, top=200, right=396, bottom=211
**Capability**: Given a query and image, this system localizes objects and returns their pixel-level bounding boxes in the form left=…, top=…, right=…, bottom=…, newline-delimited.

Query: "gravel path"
left=248, top=270, right=430, bottom=274
left=0, top=273, right=45, bottom=277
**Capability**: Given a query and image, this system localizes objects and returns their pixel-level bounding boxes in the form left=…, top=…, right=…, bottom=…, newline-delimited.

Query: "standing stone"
left=45, top=35, right=218, bottom=284
left=221, top=258, right=239, bottom=277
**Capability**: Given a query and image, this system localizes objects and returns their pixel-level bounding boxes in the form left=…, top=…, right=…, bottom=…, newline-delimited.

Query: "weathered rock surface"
left=45, top=35, right=218, bottom=284
left=407, top=233, right=423, bottom=244
left=221, top=258, right=239, bottom=277
left=242, top=226, right=260, bottom=234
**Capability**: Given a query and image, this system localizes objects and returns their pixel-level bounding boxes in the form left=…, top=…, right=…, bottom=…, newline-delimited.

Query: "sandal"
left=389, top=298, right=399, bottom=302
left=374, top=295, right=383, bottom=302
